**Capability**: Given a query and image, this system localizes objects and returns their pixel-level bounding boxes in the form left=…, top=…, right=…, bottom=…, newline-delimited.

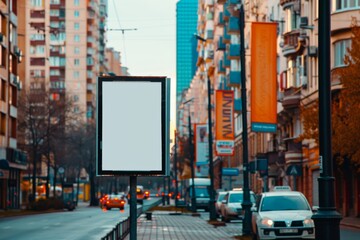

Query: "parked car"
left=103, top=194, right=126, bottom=210
left=215, top=191, right=227, bottom=217
left=220, top=189, right=256, bottom=222
left=251, top=186, right=315, bottom=239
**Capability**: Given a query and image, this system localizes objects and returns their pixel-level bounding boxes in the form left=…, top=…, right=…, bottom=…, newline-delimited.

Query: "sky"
left=106, top=0, right=178, bottom=125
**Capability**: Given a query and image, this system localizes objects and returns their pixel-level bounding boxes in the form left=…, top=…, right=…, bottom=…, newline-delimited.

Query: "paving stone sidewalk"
left=124, top=211, right=243, bottom=240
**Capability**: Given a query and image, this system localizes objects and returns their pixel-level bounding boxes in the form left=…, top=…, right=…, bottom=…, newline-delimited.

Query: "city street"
left=0, top=198, right=158, bottom=240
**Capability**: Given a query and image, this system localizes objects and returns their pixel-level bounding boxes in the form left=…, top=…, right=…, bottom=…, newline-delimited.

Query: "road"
left=0, top=198, right=159, bottom=240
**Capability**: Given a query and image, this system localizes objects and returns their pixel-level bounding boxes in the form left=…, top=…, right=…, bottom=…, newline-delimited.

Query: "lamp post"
left=239, top=4, right=252, bottom=236
left=194, top=34, right=216, bottom=221
left=174, top=130, right=179, bottom=207
left=182, top=98, right=197, bottom=212
left=311, top=2, right=342, bottom=239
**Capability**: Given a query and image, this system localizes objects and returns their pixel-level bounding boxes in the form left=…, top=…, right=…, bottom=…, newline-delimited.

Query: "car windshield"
left=229, top=193, right=243, bottom=203
left=190, top=187, right=209, bottom=197
left=217, top=193, right=226, bottom=202
left=260, top=195, right=310, bottom=211
left=109, top=194, right=123, bottom=199
left=228, top=192, right=256, bottom=203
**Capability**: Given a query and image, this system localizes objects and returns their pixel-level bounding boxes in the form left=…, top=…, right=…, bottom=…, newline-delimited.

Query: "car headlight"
left=260, top=217, right=274, bottom=227
left=303, top=218, right=314, bottom=227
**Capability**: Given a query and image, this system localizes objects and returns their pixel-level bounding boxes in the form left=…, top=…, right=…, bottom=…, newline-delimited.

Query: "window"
left=73, top=95, right=79, bottom=102
left=50, top=70, right=60, bottom=76
left=50, top=0, right=60, bottom=4
left=50, top=10, right=59, bottom=16
left=334, top=0, right=360, bottom=11
left=74, top=10, right=80, bottom=17
left=74, top=59, right=80, bottom=65
left=334, top=39, right=351, bottom=67
left=73, top=71, right=80, bottom=78
left=31, top=0, right=42, bottom=7
left=30, top=34, right=45, bottom=41
left=74, top=0, right=80, bottom=6
left=74, top=47, right=80, bottom=54
left=74, top=35, right=80, bottom=42
left=74, top=22, right=80, bottom=30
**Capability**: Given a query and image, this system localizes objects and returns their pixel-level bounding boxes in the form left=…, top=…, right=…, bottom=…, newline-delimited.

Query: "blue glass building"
left=176, top=0, right=198, bottom=103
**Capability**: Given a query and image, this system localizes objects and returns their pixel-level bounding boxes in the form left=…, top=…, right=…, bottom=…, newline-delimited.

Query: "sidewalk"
left=125, top=210, right=245, bottom=240
left=124, top=200, right=360, bottom=240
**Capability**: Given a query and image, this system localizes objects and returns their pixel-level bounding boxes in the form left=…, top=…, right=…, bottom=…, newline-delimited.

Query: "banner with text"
left=194, top=123, right=209, bottom=165
left=251, top=22, right=277, bottom=133
left=215, top=90, right=235, bottom=156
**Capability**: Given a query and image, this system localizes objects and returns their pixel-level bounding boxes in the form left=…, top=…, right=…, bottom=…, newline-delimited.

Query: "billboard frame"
left=96, top=76, right=168, bottom=176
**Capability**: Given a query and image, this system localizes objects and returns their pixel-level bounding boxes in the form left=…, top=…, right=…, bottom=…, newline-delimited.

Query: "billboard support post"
left=129, top=176, right=137, bottom=240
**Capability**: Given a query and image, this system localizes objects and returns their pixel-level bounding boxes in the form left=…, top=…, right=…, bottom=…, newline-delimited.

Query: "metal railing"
left=101, top=198, right=162, bottom=240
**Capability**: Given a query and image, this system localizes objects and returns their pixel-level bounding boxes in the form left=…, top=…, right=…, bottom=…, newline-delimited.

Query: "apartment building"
left=0, top=0, right=27, bottom=210
left=179, top=0, right=360, bottom=217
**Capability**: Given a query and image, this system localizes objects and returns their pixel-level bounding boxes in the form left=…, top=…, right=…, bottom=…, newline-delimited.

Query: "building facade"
left=176, top=0, right=199, bottom=132
left=176, top=0, right=360, bottom=218
left=0, top=0, right=27, bottom=210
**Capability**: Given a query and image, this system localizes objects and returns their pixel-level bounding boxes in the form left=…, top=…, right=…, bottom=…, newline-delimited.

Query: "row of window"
left=32, top=0, right=80, bottom=7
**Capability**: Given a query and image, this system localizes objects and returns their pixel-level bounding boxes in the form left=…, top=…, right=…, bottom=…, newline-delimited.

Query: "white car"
left=251, top=189, right=315, bottom=239
left=220, top=189, right=256, bottom=222
left=215, top=191, right=227, bottom=217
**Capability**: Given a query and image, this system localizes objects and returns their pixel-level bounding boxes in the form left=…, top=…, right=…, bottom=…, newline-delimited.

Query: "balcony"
left=223, top=7, right=230, bottom=22
left=234, top=98, right=242, bottom=113
left=217, top=0, right=226, bottom=4
left=217, top=37, right=226, bottom=51
left=228, top=44, right=240, bottom=59
left=223, top=27, right=231, bottom=44
left=217, top=59, right=225, bottom=74
left=205, top=0, right=214, bottom=7
left=280, top=0, right=299, bottom=7
left=282, top=30, right=304, bottom=57
left=217, top=12, right=224, bottom=26
left=204, top=29, right=214, bottom=40
left=228, top=17, right=239, bottom=34
left=281, top=86, right=301, bottom=110
left=227, top=70, right=240, bottom=87
left=30, top=10, right=45, bottom=18
left=223, top=52, right=230, bottom=68
left=204, top=49, right=214, bottom=62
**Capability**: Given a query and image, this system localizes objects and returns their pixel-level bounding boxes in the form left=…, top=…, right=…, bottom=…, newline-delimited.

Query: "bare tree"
left=18, top=84, right=79, bottom=202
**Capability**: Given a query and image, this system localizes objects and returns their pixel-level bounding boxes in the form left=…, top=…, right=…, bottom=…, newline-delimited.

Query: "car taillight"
left=106, top=201, right=109, bottom=204
left=121, top=201, right=125, bottom=204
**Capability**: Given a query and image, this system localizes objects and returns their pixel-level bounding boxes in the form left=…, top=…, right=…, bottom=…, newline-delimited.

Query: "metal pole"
left=239, top=3, right=252, bottom=236
left=207, top=74, right=216, bottom=221
left=174, top=130, right=179, bottom=206
left=189, top=110, right=197, bottom=212
left=193, top=34, right=216, bottom=221
left=311, top=1, right=342, bottom=239
left=129, top=176, right=137, bottom=240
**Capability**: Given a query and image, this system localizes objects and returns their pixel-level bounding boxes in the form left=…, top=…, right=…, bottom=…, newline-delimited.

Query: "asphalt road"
left=0, top=198, right=159, bottom=240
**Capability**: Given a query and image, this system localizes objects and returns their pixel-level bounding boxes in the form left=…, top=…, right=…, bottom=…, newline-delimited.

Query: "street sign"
left=257, top=158, right=268, bottom=177
left=286, top=165, right=302, bottom=176
left=222, top=168, right=239, bottom=176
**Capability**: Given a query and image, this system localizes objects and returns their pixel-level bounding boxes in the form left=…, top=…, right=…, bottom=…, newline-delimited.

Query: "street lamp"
left=182, top=98, right=197, bottom=212
left=238, top=4, right=252, bottom=236
left=194, top=34, right=217, bottom=221
left=311, top=2, right=342, bottom=240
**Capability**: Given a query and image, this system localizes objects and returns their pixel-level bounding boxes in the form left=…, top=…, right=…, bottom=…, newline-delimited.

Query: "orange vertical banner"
left=251, top=22, right=277, bottom=132
left=215, top=90, right=234, bottom=156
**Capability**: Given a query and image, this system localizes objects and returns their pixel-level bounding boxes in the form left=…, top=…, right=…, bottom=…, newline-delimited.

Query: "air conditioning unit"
left=300, top=17, right=309, bottom=28
left=308, top=46, right=318, bottom=57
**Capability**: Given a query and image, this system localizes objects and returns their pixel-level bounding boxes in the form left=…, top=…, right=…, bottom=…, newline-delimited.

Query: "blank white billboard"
left=96, top=76, right=167, bottom=175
